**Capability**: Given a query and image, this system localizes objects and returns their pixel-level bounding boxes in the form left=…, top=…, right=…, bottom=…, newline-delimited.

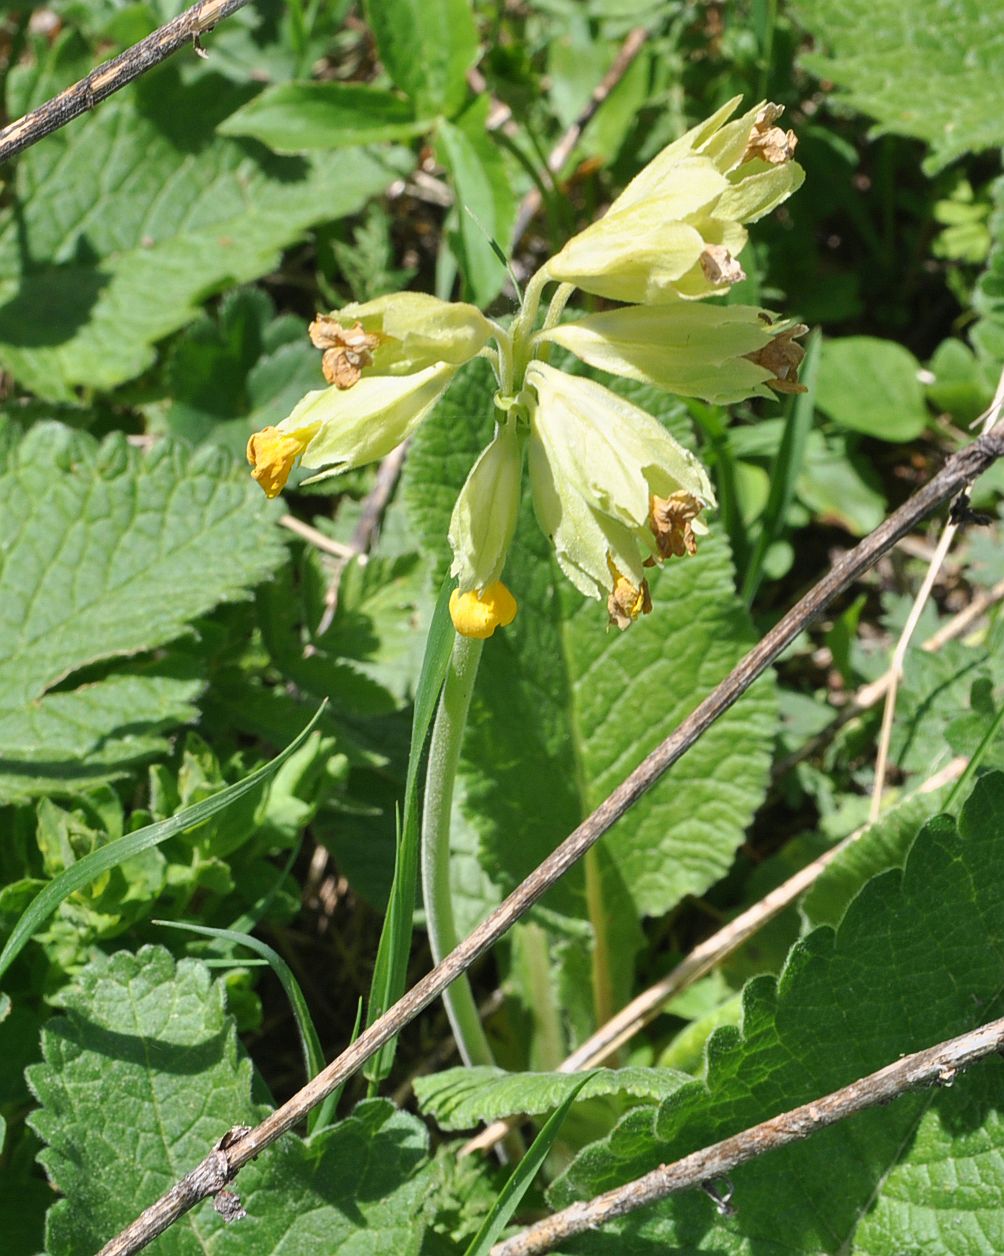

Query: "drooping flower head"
left=247, top=99, right=805, bottom=636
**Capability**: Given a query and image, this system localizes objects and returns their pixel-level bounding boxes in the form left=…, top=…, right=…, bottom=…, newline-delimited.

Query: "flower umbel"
left=248, top=97, right=805, bottom=634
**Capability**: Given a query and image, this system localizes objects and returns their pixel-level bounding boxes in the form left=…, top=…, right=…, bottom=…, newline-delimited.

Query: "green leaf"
left=462, top=1072, right=597, bottom=1256
left=363, top=0, right=477, bottom=118
left=219, top=82, right=433, bottom=152
left=0, top=421, right=288, bottom=800
left=27, top=946, right=432, bottom=1255
left=0, top=44, right=404, bottom=399
left=154, top=287, right=320, bottom=460
left=405, top=361, right=775, bottom=991
left=0, top=706, right=324, bottom=983
left=794, top=0, right=1004, bottom=172
left=815, top=336, right=929, bottom=442
left=437, top=96, right=517, bottom=307
left=415, top=1065, right=690, bottom=1132
left=549, top=771, right=1004, bottom=1253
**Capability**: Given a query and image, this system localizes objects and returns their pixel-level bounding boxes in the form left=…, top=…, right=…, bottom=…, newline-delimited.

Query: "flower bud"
left=449, top=419, right=523, bottom=594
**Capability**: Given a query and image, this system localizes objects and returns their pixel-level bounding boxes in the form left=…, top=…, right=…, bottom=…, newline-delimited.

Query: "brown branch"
left=97, top=426, right=1004, bottom=1256
left=0, top=0, right=251, bottom=164
left=511, top=26, right=650, bottom=247
left=492, top=1014, right=1004, bottom=1256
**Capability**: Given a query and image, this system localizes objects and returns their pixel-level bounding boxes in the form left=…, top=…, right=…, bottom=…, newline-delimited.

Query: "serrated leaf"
left=548, top=771, right=1004, bottom=1253
left=28, top=946, right=432, bottom=1255
left=0, top=421, right=287, bottom=800
left=794, top=0, right=1004, bottom=172
left=0, top=44, right=404, bottom=399
left=415, top=1065, right=690, bottom=1132
left=219, top=82, right=433, bottom=152
left=363, top=0, right=477, bottom=118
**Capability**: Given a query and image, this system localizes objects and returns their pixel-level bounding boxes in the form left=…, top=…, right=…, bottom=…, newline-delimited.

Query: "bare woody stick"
left=0, top=0, right=251, bottom=164
left=98, top=426, right=1004, bottom=1256
left=492, top=1014, right=1004, bottom=1256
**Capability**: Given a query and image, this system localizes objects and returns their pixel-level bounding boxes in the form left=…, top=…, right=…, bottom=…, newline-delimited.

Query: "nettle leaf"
left=0, top=41, right=404, bottom=400
left=154, top=287, right=320, bottom=461
left=793, top=0, right=1004, bottom=172
left=549, top=772, right=1004, bottom=1254
left=27, top=946, right=432, bottom=1255
left=415, top=1065, right=690, bottom=1132
left=0, top=421, right=286, bottom=800
left=405, top=361, right=774, bottom=974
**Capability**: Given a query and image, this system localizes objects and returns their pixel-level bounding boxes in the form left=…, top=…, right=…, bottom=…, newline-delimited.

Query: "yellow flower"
left=525, top=362, right=715, bottom=629
left=543, top=99, right=803, bottom=304
left=539, top=299, right=807, bottom=404
left=449, top=582, right=518, bottom=639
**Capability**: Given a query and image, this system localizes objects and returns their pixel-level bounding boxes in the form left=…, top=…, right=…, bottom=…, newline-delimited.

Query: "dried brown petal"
left=699, top=244, right=746, bottom=286
left=606, top=568, right=652, bottom=631
left=745, top=323, right=809, bottom=394
left=649, top=491, right=704, bottom=560
left=743, top=104, right=798, bottom=165
left=308, top=316, right=385, bottom=389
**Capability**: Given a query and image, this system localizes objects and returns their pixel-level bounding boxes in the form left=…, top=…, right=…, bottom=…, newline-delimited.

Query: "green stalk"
left=421, top=633, right=495, bottom=1067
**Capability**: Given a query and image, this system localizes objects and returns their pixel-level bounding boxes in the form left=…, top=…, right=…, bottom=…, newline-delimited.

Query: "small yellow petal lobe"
left=450, top=582, right=518, bottom=639
left=246, top=424, right=319, bottom=498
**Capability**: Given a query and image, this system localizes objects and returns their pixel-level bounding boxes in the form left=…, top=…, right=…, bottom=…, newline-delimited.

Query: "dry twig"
left=0, top=0, right=251, bottom=164
left=97, top=425, right=1004, bottom=1256
left=491, top=1015, right=1004, bottom=1256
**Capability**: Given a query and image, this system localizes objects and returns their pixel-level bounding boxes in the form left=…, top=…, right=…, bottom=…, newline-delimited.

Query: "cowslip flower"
left=247, top=98, right=805, bottom=637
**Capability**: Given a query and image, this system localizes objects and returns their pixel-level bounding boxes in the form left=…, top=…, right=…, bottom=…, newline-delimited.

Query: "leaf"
left=404, top=361, right=775, bottom=991
left=0, top=706, right=324, bottom=983
left=219, top=82, right=433, bottom=152
left=0, top=44, right=404, bottom=400
left=363, top=0, right=477, bottom=118
left=155, top=287, right=320, bottom=460
left=0, top=421, right=288, bottom=800
left=437, top=96, right=517, bottom=307
left=793, top=0, right=1004, bottom=172
left=27, top=946, right=432, bottom=1255
left=548, top=771, right=1004, bottom=1254
left=415, top=1065, right=690, bottom=1132
left=815, top=336, right=929, bottom=442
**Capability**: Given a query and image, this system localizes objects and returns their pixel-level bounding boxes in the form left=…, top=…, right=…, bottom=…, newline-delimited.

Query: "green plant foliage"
left=406, top=362, right=775, bottom=950
left=0, top=41, right=404, bottom=400
left=416, top=1065, right=690, bottom=1131
left=27, top=946, right=433, bottom=1255
left=0, top=421, right=287, bottom=801
left=363, top=0, right=478, bottom=119
left=794, top=0, right=1004, bottom=171
left=548, top=771, right=1004, bottom=1252
left=815, top=336, right=929, bottom=442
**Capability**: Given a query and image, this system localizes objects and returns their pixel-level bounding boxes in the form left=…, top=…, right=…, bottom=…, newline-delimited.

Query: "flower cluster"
left=247, top=99, right=806, bottom=637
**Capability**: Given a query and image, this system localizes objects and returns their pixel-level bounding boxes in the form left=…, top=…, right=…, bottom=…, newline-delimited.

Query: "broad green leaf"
left=28, top=946, right=432, bottom=1255
left=794, top=0, right=1004, bottom=172
left=796, top=430, right=886, bottom=535
left=0, top=707, right=323, bottom=982
left=415, top=1065, right=689, bottom=1132
left=405, top=361, right=775, bottom=995
left=219, top=82, right=433, bottom=152
left=815, top=336, right=929, bottom=442
left=971, top=174, right=1004, bottom=374
left=548, top=771, right=1004, bottom=1254
left=0, top=421, right=287, bottom=800
left=462, top=1072, right=596, bottom=1256
left=363, top=0, right=477, bottom=118
left=0, top=43, right=404, bottom=399
left=437, top=96, right=517, bottom=307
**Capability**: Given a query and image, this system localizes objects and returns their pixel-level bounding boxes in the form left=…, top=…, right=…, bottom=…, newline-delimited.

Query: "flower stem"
left=421, top=632, right=496, bottom=1067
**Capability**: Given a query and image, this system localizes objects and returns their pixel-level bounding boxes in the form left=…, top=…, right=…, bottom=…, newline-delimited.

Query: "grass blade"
left=462, top=1072, right=596, bottom=1256
left=0, top=704, right=325, bottom=985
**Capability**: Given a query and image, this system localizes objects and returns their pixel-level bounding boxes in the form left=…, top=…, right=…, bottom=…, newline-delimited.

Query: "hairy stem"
left=421, top=633, right=495, bottom=1067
